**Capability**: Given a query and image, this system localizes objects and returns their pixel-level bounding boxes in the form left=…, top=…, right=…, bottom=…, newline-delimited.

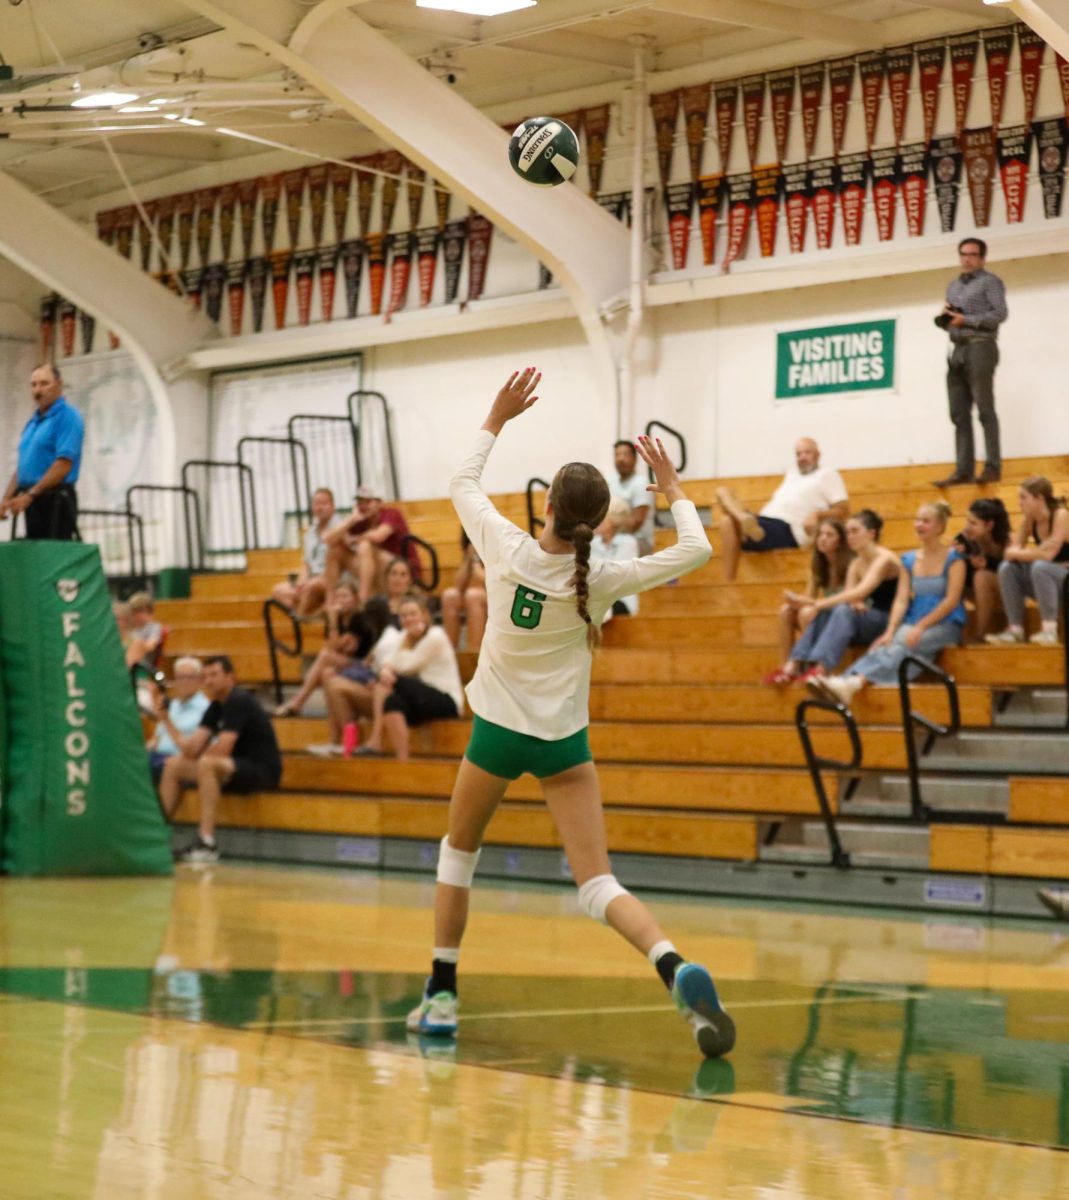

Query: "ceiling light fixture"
left=118, top=105, right=160, bottom=114
left=416, top=0, right=535, bottom=16
left=178, top=117, right=204, bottom=126
left=70, top=90, right=140, bottom=109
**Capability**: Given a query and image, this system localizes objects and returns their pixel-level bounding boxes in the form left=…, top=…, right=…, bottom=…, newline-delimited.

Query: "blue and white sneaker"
left=406, top=982, right=459, bottom=1036
left=672, top=963, right=736, bottom=1058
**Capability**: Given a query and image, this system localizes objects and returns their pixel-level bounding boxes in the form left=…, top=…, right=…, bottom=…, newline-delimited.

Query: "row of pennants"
left=663, top=118, right=1069, bottom=272
left=45, top=215, right=498, bottom=355
left=648, top=23, right=1069, bottom=184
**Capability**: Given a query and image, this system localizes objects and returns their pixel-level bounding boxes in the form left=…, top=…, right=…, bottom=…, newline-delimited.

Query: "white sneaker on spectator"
left=1029, top=629, right=1060, bottom=647
left=809, top=675, right=864, bottom=708
left=985, top=629, right=1024, bottom=645
left=1038, top=888, right=1069, bottom=920
left=307, top=743, right=343, bottom=757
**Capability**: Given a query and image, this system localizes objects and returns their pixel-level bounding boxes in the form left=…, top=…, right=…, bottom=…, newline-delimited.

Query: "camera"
left=934, top=304, right=963, bottom=331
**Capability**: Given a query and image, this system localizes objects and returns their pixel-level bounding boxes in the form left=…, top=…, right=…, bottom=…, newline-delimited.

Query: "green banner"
left=776, top=318, right=896, bottom=399
left=0, top=542, right=172, bottom=876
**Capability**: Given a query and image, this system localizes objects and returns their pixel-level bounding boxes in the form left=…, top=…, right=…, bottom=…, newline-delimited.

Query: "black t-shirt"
left=336, top=611, right=377, bottom=659
left=200, top=687, right=282, bottom=778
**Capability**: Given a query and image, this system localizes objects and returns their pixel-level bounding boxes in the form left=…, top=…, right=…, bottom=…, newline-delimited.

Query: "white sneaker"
left=672, top=963, right=735, bottom=1058
left=406, top=984, right=459, bottom=1036
left=1029, top=629, right=1060, bottom=647
left=985, top=629, right=1025, bottom=645
left=1038, top=888, right=1069, bottom=920
left=307, top=743, right=343, bottom=757
left=809, top=674, right=863, bottom=708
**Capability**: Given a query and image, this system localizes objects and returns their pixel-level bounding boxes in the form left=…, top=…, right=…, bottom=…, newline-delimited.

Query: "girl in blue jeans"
left=812, top=501, right=966, bottom=707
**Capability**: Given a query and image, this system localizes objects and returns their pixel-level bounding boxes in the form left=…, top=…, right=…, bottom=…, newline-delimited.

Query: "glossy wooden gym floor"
left=2, top=865, right=1069, bottom=1199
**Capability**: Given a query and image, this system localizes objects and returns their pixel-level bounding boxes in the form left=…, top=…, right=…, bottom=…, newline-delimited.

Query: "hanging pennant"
left=237, top=180, right=258, bottom=260
left=664, top=183, right=694, bottom=270
left=96, top=210, right=116, bottom=248
left=870, top=148, right=900, bottom=241
left=354, top=155, right=379, bottom=239
left=962, top=126, right=997, bottom=227
left=857, top=51, right=886, bottom=149
left=807, top=157, right=837, bottom=249
left=175, top=193, right=195, bottom=270
left=583, top=104, right=610, bottom=196
left=138, top=202, right=157, bottom=273
left=899, top=142, right=930, bottom=237
left=837, top=151, right=870, bottom=245
left=752, top=164, right=782, bottom=258
left=416, top=227, right=441, bottom=307
left=466, top=213, right=493, bottom=304
left=203, top=263, right=226, bottom=324
left=434, top=183, right=451, bottom=230
left=949, top=33, right=979, bottom=139
left=258, top=175, right=281, bottom=254
left=317, top=243, right=340, bottom=321
left=798, top=63, right=825, bottom=161
left=1017, top=26, right=1047, bottom=127
left=293, top=250, right=317, bottom=325
left=330, top=166, right=352, bottom=243
left=79, top=309, right=96, bottom=356
left=247, top=256, right=269, bottom=332
left=828, top=57, right=856, bottom=159
left=886, top=45, right=914, bottom=147
left=696, top=174, right=723, bottom=266
left=405, top=160, right=426, bottom=230
left=194, top=189, right=217, bottom=266
left=782, top=163, right=809, bottom=253
left=982, top=28, right=1014, bottom=131
left=307, top=165, right=329, bottom=247
left=915, top=38, right=946, bottom=145
left=681, top=86, right=711, bottom=182
left=930, top=135, right=963, bottom=233
left=114, top=206, right=136, bottom=260
left=270, top=251, right=292, bottom=329
left=1035, top=118, right=1069, bottom=218
left=721, top=172, right=754, bottom=272
left=339, top=239, right=364, bottom=318
left=597, top=191, right=631, bottom=224
left=740, top=75, right=765, bottom=167
left=59, top=298, right=77, bottom=358
left=379, top=150, right=405, bottom=233
left=767, top=69, right=796, bottom=164
left=996, top=124, right=1033, bottom=223
left=649, top=90, right=681, bottom=189
left=157, top=199, right=176, bottom=269
left=1058, top=54, right=1069, bottom=123
left=282, top=170, right=305, bottom=247
left=442, top=219, right=467, bottom=304
left=385, top=232, right=414, bottom=317
left=218, top=185, right=238, bottom=263
left=714, top=82, right=739, bottom=171
left=182, top=268, right=203, bottom=311
left=227, top=261, right=247, bottom=336
left=365, top=233, right=387, bottom=315
left=40, top=294, right=57, bottom=360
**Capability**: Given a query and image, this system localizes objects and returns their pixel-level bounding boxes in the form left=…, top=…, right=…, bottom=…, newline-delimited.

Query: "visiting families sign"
left=775, top=319, right=896, bottom=399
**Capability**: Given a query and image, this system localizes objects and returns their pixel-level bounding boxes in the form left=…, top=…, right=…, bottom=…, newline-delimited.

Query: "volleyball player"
left=407, top=368, right=735, bottom=1058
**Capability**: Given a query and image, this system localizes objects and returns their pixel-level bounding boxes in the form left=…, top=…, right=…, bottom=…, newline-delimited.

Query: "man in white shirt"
left=716, top=438, right=849, bottom=581
left=148, top=657, right=210, bottom=783
left=271, top=487, right=343, bottom=618
left=610, top=440, right=655, bottom=555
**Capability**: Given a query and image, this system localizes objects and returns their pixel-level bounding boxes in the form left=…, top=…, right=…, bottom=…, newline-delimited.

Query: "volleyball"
left=508, top=117, right=580, bottom=187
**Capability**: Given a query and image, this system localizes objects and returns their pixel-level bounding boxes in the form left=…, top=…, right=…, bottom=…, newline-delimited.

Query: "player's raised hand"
left=636, top=435, right=684, bottom=504
left=483, top=368, right=541, bottom=435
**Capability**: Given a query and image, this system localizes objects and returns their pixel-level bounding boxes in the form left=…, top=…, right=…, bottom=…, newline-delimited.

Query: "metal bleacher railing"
left=794, top=698, right=860, bottom=869
left=525, top=475, right=550, bottom=537
left=897, top=654, right=961, bottom=823
left=347, top=390, right=400, bottom=501
left=237, top=435, right=312, bottom=549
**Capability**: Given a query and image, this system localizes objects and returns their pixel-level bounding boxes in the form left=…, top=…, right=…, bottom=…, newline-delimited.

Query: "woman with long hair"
left=766, top=517, right=851, bottom=684
left=406, top=369, right=734, bottom=1059
left=957, top=496, right=1011, bottom=641
left=987, top=477, right=1069, bottom=646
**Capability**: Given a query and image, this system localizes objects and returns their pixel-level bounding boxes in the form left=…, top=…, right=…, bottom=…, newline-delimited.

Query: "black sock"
left=655, top=951, right=684, bottom=990
left=430, top=958, right=457, bottom=996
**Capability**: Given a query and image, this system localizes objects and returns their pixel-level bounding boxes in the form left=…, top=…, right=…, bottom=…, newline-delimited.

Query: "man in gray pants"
left=933, top=238, right=1008, bottom=487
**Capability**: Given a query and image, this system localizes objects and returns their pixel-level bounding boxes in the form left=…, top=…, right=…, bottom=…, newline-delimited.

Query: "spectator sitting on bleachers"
left=590, top=496, right=641, bottom=621
left=311, top=599, right=400, bottom=755
left=128, top=590, right=164, bottom=663
left=610, top=439, right=654, bottom=554
left=441, top=530, right=488, bottom=651
left=274, top=582, right=373, bottom=717
left=148, top=657, right=209, bottom=784
left=771, top=510, right=899, bottom=685
left=957, top=497, right=1010, bottom=641
left=323, top=483, right=420, bottom=604
left=986, top=477, right=1069, bottom=647
left=113, top=600, right=150, bottom=669
left=766, top=517, right=850, bottom=682
left=716, top=438, right=849, bottom=582
left=811, top=502, right=966, bottom=706
left=355, top=593, right=464, bottom=762
left=378, top=556, right=415, bottom=625
left=271, top=487, right=342, bottom=619
left=160, top=655, right=283, bottom=865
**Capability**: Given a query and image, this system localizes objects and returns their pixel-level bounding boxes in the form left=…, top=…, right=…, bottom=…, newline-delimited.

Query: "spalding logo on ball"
left=508, top=117, right=580, bottom=187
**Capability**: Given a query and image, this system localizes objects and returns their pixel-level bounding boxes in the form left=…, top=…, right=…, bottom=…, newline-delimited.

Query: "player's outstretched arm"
left=481, top=368, right=541, bottom=436
left=635, top=435, right=686, bottom=505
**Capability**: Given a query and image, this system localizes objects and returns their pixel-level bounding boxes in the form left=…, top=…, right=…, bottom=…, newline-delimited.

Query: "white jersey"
left=450, top=430, right=712, bottom=739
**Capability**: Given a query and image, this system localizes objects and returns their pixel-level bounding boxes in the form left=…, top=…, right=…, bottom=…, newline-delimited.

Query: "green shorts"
left=465, top=714, right=592, bottom=781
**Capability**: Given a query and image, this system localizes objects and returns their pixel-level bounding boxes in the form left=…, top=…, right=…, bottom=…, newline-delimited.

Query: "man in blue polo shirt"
left=0, top=362, right=84, bottom=540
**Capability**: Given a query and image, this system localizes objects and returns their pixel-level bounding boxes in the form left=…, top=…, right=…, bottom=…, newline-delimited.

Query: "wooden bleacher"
left=163, top=453, right=1069, bottom=890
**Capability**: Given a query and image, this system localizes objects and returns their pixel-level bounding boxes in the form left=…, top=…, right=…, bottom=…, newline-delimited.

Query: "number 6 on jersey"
left=510, top=585, right=546, bottom=629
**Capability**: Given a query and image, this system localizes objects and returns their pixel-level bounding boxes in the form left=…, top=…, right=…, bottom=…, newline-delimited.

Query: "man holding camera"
left=933, top=238, right=1008, bottom=488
